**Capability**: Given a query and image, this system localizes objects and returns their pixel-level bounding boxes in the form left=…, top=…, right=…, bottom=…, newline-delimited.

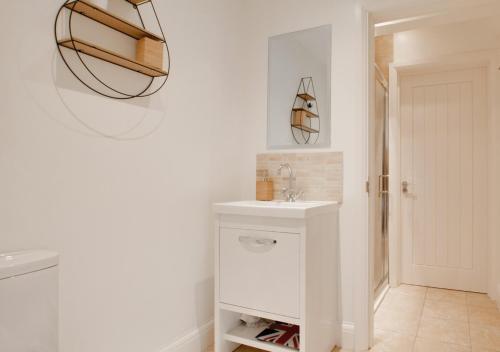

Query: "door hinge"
left=366, top=181, right=370, bottom=194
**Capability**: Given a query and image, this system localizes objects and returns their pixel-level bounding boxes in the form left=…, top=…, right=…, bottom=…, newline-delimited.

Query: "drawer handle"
left=238, top=236, right=277, bottom=249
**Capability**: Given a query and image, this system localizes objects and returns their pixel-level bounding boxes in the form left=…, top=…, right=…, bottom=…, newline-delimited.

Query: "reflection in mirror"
left=267, top=25, right=332, bottom=149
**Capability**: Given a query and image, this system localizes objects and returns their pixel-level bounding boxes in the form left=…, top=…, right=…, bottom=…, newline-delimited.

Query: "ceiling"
left=362, top=0, right=500, bottom=35
left=363, top=0, right=500, bottom=23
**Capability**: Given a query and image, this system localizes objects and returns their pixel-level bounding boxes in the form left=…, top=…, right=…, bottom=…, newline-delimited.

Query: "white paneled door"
left=400, top=68, right=488, bottom=292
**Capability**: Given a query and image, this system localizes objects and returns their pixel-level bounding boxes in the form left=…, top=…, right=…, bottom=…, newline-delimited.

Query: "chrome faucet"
left=277, top=163, right=302, bottom=202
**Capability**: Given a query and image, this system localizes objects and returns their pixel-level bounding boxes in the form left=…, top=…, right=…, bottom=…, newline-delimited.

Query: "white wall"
left=0, top=1, right=248, bottom=352
left=239, top=0, right=370, bottom=350
left=393, top=16, right=500, bottom=63
left=0, top=1, right=373, bottom=351
left=393, top=17, right=500, bottom=303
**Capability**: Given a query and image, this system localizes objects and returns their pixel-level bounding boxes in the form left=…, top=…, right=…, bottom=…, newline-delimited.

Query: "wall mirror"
left=267, top=25, right=332, bottom=149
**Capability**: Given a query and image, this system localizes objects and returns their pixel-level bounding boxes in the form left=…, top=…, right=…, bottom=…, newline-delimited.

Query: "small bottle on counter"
left=256, top=169, right=274, bottom=201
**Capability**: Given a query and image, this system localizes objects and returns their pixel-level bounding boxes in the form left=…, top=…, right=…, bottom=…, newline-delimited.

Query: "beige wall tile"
left=256, top=152, right=343, bottom=202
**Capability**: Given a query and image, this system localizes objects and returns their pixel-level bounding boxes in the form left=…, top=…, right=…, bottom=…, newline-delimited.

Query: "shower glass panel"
left=374, top=69, right=389, bottom=301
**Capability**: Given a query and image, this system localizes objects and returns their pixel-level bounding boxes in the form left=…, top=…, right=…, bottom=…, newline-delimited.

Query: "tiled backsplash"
left=256, top=152, right=343, bottom=202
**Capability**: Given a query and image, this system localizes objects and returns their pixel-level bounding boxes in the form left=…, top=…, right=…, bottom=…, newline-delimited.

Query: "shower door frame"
left=373, top=65, right=390, bottom=303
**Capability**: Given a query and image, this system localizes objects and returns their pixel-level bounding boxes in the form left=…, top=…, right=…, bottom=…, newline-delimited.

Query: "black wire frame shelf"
left=54, top=0, right=171, bottom=100
left=290, top=77, right=320, bottom=145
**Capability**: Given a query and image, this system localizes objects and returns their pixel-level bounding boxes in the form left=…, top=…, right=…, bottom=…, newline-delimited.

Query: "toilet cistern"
left=277, top=163, right=302, bottom=202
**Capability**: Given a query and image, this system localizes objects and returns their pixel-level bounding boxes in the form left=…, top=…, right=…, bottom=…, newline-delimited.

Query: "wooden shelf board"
left=297, top=93, right=316, bottom=101
left=225, top=323, right=296, bottom=352
left=64, top=0, right=163, bottom=42
left=58, top=38, right=168, bottom=77
left=292, top=124, right=319, bottom=133
left=218, top=303, right=300, bottom=326
left=292, top=108, right=318, bottom=118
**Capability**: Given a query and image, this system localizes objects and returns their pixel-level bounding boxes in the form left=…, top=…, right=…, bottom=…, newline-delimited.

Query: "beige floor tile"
left=417, top=317, right=470, bottom=346
left=375, top=308, right=421, bottom=336
left=468, top=306, right=500, bottom=328
left=414, top=338, right=471, bottom=352
left=470, top=324, right=500, bottom=350
left=472, top=347, right=500, bottom=352
left=370, top=329, right=415, bottom=352
left=466, top=293, right=498, bottom=309
left=379, top=290, right=425, bottom=315
left=422, top=300, right=469, bottom=322
left=391, top=284, right=427, bottom=298
left=426, top=288, right=467, bottom=305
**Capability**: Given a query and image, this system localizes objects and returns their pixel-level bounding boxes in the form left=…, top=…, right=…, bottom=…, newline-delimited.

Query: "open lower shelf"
left=127, top=0, right=151, bottom=5
left=292, top=124, right=319, bottom=133
left=219, top=303, right=301, bottom=326
left=292, top=108, right=318, bottom=118
left=297, top=93, right=316, bottom=101
left=58, top=38, right=168, bottom=77
left=64, top=0, right=163, bottom=42
left=225, top=323, right=296, bottom=352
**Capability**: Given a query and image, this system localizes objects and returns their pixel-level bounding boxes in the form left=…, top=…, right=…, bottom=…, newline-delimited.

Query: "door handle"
left=378, top=175, right=389, bottom=197
left=402, top=181, right=409, bottom=194
left=238, top=236, right=277, bottom=247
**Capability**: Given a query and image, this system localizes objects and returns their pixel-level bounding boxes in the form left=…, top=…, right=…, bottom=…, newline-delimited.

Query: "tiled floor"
left=363, top=285, right=500, bottom=352
left=207, top=345, right=339, bottom=352
left=207, top=285, right=500, bottom=351
left=206, top=346, right=264, bottom=352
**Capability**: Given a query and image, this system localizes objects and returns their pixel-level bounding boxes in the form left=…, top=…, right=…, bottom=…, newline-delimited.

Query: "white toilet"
left=0, top=250, right=59, bottom=352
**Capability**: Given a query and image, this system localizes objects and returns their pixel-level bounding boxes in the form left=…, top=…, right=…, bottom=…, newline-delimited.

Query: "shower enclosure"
left=373, top=65, right=390, bottom=302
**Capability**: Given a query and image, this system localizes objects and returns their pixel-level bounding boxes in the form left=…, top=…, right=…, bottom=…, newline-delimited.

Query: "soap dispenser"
left=256, top=169, right=274, bottom=201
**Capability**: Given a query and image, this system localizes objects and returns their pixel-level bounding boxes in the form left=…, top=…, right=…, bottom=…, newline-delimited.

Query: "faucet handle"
left=290, top=190, right=303, bottom=202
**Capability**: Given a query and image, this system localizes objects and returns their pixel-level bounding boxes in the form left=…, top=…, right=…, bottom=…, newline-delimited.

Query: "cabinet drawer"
left=219, top=228, right=300, bottom=318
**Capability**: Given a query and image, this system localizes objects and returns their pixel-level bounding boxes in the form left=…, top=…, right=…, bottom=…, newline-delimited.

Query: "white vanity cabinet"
left=213, top=201, right=340, bottom=352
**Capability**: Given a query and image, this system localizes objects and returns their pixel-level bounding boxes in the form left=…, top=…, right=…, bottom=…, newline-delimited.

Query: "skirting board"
left=341, top=321, right=355, bottom=351
left=158, top=320, right=214, bottom=352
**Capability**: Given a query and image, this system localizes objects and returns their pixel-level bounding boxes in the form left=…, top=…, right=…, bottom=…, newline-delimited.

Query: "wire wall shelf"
left=54, top=0, right=170, bottom=99
left=290, top=77, right=320, bottom=144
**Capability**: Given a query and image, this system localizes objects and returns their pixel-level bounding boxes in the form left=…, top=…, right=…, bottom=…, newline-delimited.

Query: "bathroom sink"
left=213, top=200, right=339, bottom=218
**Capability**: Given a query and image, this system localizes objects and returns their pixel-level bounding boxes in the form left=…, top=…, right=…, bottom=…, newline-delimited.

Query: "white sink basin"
left=213, top=200, right=339, bottom=218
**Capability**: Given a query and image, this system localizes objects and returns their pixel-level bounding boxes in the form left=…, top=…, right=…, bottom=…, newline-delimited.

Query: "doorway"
left=366, top=2, right=500, bottom=350
left=370, top=60, right=495, bottom=352
left=399, top=67, right=488, bottom=292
